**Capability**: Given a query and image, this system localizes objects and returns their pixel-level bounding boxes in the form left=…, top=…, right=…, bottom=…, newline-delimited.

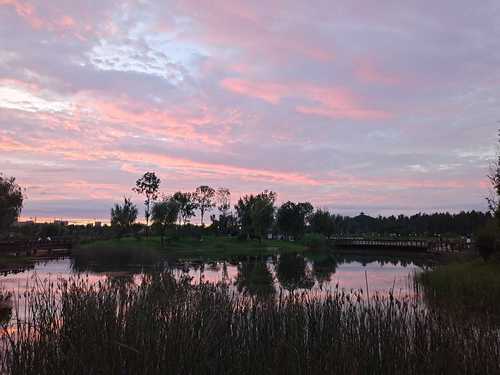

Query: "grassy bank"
left=2, top=273, right=499, bottom=374
left=418, top=258, right=500, bottom=316
left=79, top=235, right=309, bottom=259
left=0, top=256, right=34, bottom=273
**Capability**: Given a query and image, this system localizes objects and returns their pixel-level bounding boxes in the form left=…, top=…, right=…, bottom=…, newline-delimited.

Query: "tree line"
left=108, top=171, right=493, bottom=245
left=0, top=170, right=494, bottom=242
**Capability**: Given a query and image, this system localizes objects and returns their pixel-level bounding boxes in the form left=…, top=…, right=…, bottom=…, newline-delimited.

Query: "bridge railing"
left=0, top=238, right=73, bottom=256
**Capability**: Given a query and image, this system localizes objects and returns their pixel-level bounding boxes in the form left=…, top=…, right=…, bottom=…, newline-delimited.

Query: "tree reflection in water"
left=276, top=254, right=314, bottom=292
left=312, top=254, right=338, bottom=286
left=235, top=257, right=275, bottom=298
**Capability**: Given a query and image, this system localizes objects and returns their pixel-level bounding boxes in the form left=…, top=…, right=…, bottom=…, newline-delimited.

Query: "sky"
left=0, top=0, right=499, bottom=222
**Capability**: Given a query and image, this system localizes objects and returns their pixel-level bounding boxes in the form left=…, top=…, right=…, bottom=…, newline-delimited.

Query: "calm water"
left=0, top=253, right=426, bottom=299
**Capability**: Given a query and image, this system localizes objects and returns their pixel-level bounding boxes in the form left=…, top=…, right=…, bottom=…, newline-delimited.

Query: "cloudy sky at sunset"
left=1, top=0, right=499, bottom=222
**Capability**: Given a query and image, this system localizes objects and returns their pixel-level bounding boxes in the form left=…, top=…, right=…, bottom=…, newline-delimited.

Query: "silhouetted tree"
left=250, top=191, right=276, bottom=242
left=277, top=201, right=313, bottom=239
left=235, top=191, right=276, bottom=242
left=0, top=174, right=23, bottom=233
left=133, top=172, right=160, bottom=230
left=216, top=187, right=231, bottom=216
left=152, top=197, right=179, bottom=246
left=173, top=191, right=197, bottom=225
left=111, top=197, right=138, bottom=238
left=194, top=185, right=216, bottom=226
left=487, top=130, right=500, bottom=226
left=309, top=209, right=335, bottom=237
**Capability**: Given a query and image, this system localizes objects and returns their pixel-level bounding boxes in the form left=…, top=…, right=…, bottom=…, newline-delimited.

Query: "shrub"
left=302, top=233, right=328, bottom=250
left=476, top=223, right=498, bottom=261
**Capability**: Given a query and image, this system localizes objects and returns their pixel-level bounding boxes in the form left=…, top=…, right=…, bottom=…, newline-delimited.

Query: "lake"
left=0, top=253, right=427, bottom=302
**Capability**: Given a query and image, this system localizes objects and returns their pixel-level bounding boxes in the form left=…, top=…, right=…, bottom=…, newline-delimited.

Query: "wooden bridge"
left=331, top=237, right=470, bottom=253
left=0, top=238, right=73, bottom=257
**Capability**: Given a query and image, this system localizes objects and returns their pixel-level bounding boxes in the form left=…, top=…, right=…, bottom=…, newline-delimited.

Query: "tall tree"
left=194, top=185, right=216, bottom=226
left=173, top=191, right=198, bottom=225
left=0, top=174, right=24, bottom=232
left=216, top=188, right=231, bottom=216
left=133, top=172, right=160, bottom=230
left=235, top=194, right=255, bottom=239
left=236, top=191, right=276, bottom=242
left=309, top=209, right=335, bottom=237
left=111, top=197, right=138, bottom=238
left=152, top=197, right=179, bottom=246
left=277, top=201, right=313, bottom=240
left=487, top=130, right=500, bottom=225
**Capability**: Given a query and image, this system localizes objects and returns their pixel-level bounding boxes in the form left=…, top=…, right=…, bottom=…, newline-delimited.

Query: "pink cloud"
left=221, top=78, right=393, bottom=120
left=221, top=78, right=288, bottom=104
left=354, top=58, right=401, bottom=85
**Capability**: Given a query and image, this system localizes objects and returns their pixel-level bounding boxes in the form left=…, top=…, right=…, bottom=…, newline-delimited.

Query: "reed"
left=1, top=273, right=499, bottom=375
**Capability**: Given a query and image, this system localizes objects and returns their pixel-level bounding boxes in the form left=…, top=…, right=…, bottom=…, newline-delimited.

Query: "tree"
left=487, top=130, right=500, bottom=225
left=0, top=174, right=24, bottom=232
left=216, top=188, right=231, bottom=216
left=250, top=192, right=276, bottom=242
left=152, top=197, right=180, bottom=246
left=173, top=191, right=198, bottom=225
left=194, top=185, right=216, bottom=226
left=309, top=209, right=335, bottom=237
left=111, top=197, right=138, bottom=238
left=235, top=195, right=254, bottom=239
left=235, top=191, right=276, bottom=242
left=133, top=172, right=160, bottom=230
left=276, top=201, right=313, bottom=240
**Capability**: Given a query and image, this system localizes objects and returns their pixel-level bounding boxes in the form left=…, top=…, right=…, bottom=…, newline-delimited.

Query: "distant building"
left=54, top=220, right=69, bottom=226
left=94, top=221, right=102, bottom=228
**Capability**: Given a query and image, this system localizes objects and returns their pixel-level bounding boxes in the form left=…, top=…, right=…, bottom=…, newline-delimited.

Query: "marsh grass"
left=418, top=259, right=500, bottom=317
left=1, top=273, right=499, bottom=375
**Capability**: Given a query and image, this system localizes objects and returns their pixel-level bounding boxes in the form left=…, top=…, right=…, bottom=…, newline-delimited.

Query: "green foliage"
left=173, top=191, right=198, bottom=225
left=194, top=185, right=216, bottom=226
left=7, top=274, right=500, bottom=374
left=308, top=209, right=335, bottom=237
left=133, top=171, right=161, bottom=227
left=476, top=223, right=497, bottom=261
left=276, top=201, right=313, bottom=239
left=81, top=235, right=307, bottom=260
left=215, top=187, right=231, bottom=215
left=301, top=232, right=328, bottom=250
left=236, top=191, right=276, bottom=242
left=111, top=197, right=138, bottom=238
left=418, top=259, right=500, bottom=316
left=210, top=213, right=238, bottom=236
left=152, top=197, right=180, bottom=246
left=487, top=130, right=500, bottom=224
left=0, top=174, right=23, bottom=232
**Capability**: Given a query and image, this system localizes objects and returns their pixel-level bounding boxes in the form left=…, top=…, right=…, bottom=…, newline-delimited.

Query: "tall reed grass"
left=1, top=273, right=499, bottom=375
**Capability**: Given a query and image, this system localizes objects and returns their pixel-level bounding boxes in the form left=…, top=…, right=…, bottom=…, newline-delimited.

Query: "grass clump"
left=301, top=233, right=328, bottom=250
left=2, top=273, right=500, bottom=374
left=418, top=259, right=500, bottom=316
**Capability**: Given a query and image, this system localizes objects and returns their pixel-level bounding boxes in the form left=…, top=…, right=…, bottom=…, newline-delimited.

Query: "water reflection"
left=235, top=257, right=275, bottom=298
left=0, top=252, right=429, bottom=306
left=311, top=254, right=338, bottom=286
left=276, top=254, right=314, bottom=291
left=71, top=247, right=160, bottom=273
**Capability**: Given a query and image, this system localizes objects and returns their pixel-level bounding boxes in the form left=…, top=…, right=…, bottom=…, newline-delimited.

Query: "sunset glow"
left=1, top=0, right=498, bottom=221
